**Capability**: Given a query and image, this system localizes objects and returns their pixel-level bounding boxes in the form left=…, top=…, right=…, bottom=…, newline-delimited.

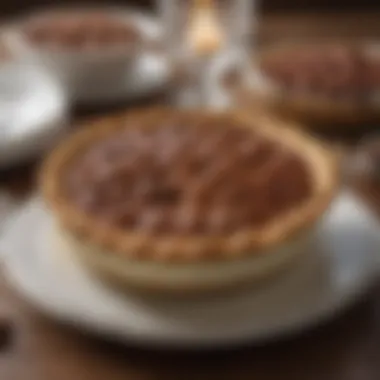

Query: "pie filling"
left=260, top=44, right=380, bottom=100
left=23, top=12, right=140, bottom=50
left=63, top=118, right=313, bottom=236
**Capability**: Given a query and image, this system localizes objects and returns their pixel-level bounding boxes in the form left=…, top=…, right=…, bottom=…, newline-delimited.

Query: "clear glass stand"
left=157, top=0, right=255, bottom=108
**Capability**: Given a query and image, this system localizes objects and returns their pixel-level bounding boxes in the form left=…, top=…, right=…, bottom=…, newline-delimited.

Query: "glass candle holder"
left=158, top=0, right=255, bottom=107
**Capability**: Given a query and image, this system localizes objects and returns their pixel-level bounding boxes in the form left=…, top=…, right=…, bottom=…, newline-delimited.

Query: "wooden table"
left=2, top=11, right=380, bottom=380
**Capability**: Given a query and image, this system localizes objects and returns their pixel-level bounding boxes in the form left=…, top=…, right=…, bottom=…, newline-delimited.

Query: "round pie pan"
left=5, top=7, right=162, bottom=104
left=40, top=109, right=340, bottom=295
left=226, top=39, right=380, bottom=130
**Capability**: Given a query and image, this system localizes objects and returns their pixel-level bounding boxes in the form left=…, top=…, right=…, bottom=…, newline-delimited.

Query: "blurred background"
left=0, top=1, right=380, bottom=379
left=1, top=0, right=380, bottom=16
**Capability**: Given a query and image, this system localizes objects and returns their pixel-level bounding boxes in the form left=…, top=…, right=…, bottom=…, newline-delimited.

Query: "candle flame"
left=187, top=0, right=224, bottom=56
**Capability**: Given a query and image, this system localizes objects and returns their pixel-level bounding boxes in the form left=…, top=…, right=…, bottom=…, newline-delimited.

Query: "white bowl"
left=0, top=63, right=68, bottom=168
left=5, top=8, right=162, bottom=103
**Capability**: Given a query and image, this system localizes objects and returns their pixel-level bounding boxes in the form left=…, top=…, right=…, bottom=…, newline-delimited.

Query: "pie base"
left=41, top=109, right=339, bottom=294
left=53, top=222, right=316, bottom=294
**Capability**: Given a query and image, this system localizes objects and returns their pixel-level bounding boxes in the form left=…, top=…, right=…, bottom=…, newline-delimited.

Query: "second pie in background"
left=230, top=40, right=380, bottom=130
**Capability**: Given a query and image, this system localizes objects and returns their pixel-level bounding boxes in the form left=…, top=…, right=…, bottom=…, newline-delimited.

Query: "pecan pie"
left=42, top=109, right=338, bottom=292
left=22, top=10, right=141, bottom=52
left=241, top=42, right=380, bottom=127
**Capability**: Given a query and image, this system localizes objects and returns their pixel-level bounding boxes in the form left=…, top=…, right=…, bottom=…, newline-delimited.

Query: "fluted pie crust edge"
left=41, top=108, right=339, bottom=263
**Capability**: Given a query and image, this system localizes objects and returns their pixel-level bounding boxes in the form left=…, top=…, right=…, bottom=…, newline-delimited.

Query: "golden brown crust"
left=41, top=108, right=339, bottom=263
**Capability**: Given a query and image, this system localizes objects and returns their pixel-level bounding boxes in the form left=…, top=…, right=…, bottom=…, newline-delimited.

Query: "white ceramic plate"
left=0, top=63, right=68, bottom=169
left=1, top=192, right=379, bottom=348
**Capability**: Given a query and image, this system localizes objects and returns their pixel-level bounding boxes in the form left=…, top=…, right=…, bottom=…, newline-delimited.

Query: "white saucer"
left=0, top=63, right=68, bottom=168
left=76, top=51, right=171, bottom=106
left=1, top=193, right=379, bottom=348
left=71, top=11, right=170, bottom=105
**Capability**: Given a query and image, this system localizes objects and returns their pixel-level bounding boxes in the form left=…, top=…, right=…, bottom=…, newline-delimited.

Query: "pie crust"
left=41, top=108, right=339, bottom=291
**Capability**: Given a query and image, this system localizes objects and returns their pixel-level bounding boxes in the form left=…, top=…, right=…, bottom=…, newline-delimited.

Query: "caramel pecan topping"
left=261, top=44, right=380, bottom=99
left=64, top=120, right=312, bottom=235
left=24, top=12, right=140, bottom=50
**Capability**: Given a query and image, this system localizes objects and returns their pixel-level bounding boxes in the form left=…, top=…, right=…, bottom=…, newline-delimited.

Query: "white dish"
left=6, top=9, right=170, bottom=104
left=75, top=50, right=171, bottom=105
left=1, top=192, right=379, bottom=348
left=0, top=63, right=68, bottom=168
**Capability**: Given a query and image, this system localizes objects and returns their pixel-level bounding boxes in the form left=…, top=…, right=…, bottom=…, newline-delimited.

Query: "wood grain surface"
left=0, top=0, right=379, bottom=16
left=1, top=11, right=380, bottom=380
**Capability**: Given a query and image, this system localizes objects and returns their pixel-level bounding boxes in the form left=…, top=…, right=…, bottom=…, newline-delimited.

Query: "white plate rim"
left=1, top=192, right=379, bottom=348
